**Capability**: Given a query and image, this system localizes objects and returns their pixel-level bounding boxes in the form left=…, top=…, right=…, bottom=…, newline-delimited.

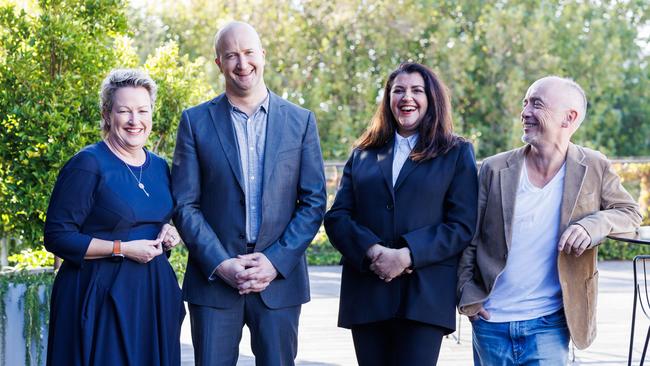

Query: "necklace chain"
left=104, top=140, right=150, bottom=197
left=124, top=161, right=150, bottom=197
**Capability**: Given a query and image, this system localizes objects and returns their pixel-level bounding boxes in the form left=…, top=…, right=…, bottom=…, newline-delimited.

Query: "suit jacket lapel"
left=500, top=147, right=526, bottom=250
left=257, top=93, right=285, bottom=245
left=261, top=92, right=285, bottom=195
left=376, top=139, right=395, bottom=201
left=394, top=157, right=418, bottom=191
left=209, top=95, right=244, bottom=193
left=560, top=143, right=587, bottom=231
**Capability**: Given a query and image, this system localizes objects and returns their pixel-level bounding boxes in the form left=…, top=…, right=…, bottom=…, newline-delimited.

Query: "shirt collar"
left=228, top=92, right=270, bottom=115
left=395, top=132, right=419, bottom=150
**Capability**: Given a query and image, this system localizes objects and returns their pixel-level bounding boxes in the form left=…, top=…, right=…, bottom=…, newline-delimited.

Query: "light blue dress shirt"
left=229, top=94, right=270, bottom=243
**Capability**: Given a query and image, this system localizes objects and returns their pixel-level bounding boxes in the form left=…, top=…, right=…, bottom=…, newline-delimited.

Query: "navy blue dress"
left=44, top=141, right=185, bottom=366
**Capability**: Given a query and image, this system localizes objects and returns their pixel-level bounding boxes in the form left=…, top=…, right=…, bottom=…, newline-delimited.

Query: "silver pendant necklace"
left=124, top=161, right=150, bottom=197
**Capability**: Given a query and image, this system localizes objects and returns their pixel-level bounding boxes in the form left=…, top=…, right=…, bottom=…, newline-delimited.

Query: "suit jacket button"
left=503, top=253, right=508, bottom=259
left=240, top=199, right=245, bottom=206
left=239, top=234, right=245, bottom=240
left=386, top=203, right=394, bottom=210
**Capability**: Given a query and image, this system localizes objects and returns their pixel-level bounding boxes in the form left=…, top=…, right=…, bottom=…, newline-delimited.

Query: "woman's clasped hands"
left=122, top=224, right=181, bottom=263
left=366, top=243, right=413, bottom=282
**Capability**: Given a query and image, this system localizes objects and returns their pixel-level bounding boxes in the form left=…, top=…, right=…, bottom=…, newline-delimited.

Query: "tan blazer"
left=457, top=143, right=642, bottom=349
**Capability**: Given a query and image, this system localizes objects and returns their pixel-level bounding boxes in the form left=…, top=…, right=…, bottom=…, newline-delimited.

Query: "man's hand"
left=468, top=306, right=491, bottom=322
left=558, top=224, right=591, bottom=256
left=369, top=247, right=412, bottom=282
left=235, top=253, right=278, bottom=295
left=216, top=258, right=247, bottom=289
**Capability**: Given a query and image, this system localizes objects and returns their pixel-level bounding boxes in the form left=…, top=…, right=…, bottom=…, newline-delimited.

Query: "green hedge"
left=307, top=228, right=341, bottom=266
left=598, top=238, right=650, bottom=260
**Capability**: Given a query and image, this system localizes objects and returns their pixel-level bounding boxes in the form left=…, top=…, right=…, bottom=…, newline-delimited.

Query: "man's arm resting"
left=575, top=159, right=642, bottom=247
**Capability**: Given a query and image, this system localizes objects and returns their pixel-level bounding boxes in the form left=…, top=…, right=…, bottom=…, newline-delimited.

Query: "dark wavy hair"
left=355, top=62, right=460, bottom=161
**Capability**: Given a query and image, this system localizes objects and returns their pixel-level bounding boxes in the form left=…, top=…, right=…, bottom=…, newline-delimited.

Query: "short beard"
left=521, top=133, right=535, bottom=145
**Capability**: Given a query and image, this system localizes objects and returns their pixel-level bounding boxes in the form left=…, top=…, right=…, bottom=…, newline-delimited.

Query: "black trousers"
left=351, top=318, right=445, bottom=366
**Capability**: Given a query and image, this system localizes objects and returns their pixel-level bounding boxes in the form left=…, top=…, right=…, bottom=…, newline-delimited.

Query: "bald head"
left=214, top=21, right=263, bottom=59
left=213, top=21, right=267, bottom=98
left=529, top=76, right=587, bottom=125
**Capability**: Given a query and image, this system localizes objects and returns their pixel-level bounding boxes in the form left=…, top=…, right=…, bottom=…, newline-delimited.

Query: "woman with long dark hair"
left=325, top=62, right=478, bottom=365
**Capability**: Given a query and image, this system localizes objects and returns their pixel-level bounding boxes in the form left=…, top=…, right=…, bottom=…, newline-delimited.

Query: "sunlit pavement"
left=180, top=261, right=642, bottom=365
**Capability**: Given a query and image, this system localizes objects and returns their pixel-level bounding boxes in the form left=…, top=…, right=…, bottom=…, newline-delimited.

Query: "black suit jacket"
left=324, top=139, right=478, bottom=333
left=171, top=92, right=327, bottom=309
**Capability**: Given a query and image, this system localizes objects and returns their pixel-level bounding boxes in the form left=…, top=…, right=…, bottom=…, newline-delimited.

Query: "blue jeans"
left=471, top=309, right=570, bottom=366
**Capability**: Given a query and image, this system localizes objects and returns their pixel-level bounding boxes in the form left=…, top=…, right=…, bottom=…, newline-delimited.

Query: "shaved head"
left=529, top=76, right=587, bottom=125
left=214, top=21, right=263, bottom=59
left=213, top=21, right=267, bottom=98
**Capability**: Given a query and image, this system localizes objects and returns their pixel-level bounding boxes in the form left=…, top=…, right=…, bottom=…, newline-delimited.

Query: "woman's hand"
left=369, top=247, right=412, bottom=282
left=157, top=224, right=181, bottom=251
left=122, top=239, right=163, bottom=263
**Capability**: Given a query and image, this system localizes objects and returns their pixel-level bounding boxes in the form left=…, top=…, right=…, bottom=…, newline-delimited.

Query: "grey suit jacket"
left=171, top=92, right=327, bottom=309
left=457, top=143, right=642, bottom=349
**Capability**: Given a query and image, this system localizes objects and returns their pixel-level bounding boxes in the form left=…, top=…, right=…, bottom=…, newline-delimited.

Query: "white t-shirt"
left=483, top=161, right=566, bottom=322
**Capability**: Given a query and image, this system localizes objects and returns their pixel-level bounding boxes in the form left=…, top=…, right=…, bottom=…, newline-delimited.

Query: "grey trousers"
left=189, top=293, right=301, bottom=366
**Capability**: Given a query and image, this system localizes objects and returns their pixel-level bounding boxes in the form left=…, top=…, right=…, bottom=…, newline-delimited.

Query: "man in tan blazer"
left=457, top=76, right=642, bottom=365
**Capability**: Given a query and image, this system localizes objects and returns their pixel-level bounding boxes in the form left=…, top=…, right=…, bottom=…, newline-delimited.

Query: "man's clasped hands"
left=216, top=253, right=279, bottom=295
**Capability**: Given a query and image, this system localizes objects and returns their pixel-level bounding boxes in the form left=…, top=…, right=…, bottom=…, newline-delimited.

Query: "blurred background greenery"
left=0, top=0, right=648, bottom=270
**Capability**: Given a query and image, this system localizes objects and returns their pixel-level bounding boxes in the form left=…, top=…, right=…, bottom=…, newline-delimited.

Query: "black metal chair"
left=629, top=255, right=650, bottom=365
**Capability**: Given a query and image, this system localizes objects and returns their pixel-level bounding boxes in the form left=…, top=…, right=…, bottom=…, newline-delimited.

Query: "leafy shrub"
left=0, top=2, right=212, bottom=253
left=0, top=0, right=128, bottom=249
left=307, top=227, right=341, bottom=266
left=7, top=248, right=54, bottom=270
left=168, top=244, right=188, bottom=283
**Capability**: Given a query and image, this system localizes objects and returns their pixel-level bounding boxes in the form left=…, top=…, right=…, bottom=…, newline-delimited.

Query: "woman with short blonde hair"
left=44, top=69, right=185, bottom=366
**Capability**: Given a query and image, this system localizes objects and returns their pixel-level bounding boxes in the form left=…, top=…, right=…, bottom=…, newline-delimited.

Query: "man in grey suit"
left=171, top=21, right=327, bottom=366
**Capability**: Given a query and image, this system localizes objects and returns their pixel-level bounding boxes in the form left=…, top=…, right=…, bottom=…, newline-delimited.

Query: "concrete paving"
left=180, top=261, right=645, bottom=365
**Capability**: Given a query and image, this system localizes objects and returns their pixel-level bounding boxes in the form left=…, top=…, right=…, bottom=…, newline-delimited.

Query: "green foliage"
left=306, top=227, right=341, bottom=266
left=22, top=275, right=50, bottom=366
left=168, top=244, right=188, bottom=283
left=129, top=0, right=650, bottom=160
left=599, top=239, right=650, bottom=260
left=0, top=1, right=213, bottom=250
left=0, top=0, right=129, bottom=247
left=142, top=41, right=214, bottom=158
left=7, top=247, right=54, bottom=270
left=1, top=0, right=648, bottom=257
left=0, top=270, right=53, bottom=366
left=616, top=162, right=650, bottom=224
